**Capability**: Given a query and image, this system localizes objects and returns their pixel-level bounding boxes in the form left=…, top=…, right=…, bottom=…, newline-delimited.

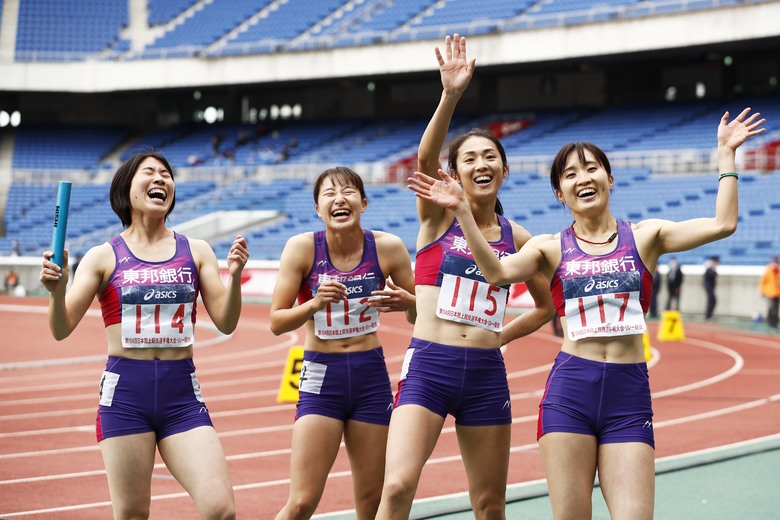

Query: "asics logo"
left=584, top=278, right=619, bottom=293
left=465, top=264, right=482, bottom=276
left=144, top=288, right=177, bottom=301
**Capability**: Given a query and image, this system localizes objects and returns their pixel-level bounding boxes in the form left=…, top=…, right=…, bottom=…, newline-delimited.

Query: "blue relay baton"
left=51, top=181, right=72, bottom=269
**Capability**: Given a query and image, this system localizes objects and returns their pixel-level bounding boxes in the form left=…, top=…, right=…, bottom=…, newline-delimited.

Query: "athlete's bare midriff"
left=105, top=324, right=195, bottom=359
left=412, top=286, right=502, bottom=349
left=301, top=320, right=383, bottom=353
left=559, top=317, right=646, bottom=363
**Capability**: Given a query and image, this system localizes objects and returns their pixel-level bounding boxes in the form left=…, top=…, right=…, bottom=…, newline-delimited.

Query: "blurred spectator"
left=4, top=268, right=19, bottom=294
left=759, top=256, right=780, bottom=331
left=649, top=266, right=661, bottom=319
left=186, top=154, right=204, bottom=166
left=258, top=147, right=276, bottom=162
left=72, top=253, right=83, bottom=277
left=222, top=149, right=236, bottom=165
left=703, top=256, right=719, bottom=321
left=9, top=240, right=21, bottom=256
left=211, top=133, right=224, bottom=157
left=665, top=257, right=683, bottom=311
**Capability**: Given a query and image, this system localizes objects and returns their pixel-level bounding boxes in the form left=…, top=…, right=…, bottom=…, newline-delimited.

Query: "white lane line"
left=652, top=337, right=743, bottom=398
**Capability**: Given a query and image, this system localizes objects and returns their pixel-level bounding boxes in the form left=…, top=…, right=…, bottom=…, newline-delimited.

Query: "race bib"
left=98, top=371, right=120, bottom=406
left=563, top=272, right=646, bottom=340
left=299, top=360, right=327, bottom=394
left=436, top=274, right=507, bottom=332
left=312, top=278, right=381, bottom=339
left=120, top=284, right=196, bottom=348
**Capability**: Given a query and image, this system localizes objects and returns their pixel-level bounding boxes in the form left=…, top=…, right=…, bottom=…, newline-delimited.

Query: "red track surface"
left=1, top=295, right=779, bottom=519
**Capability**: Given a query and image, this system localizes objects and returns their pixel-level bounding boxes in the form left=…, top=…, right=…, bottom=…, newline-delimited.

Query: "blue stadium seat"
left=9, top=0, right=758, bottom=61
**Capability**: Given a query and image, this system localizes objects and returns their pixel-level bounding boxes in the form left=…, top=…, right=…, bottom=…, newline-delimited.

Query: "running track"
left=1, top=295, right=779, bottom=519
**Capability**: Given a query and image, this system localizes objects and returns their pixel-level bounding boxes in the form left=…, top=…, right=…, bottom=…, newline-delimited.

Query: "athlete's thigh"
left=100, top=432, right=158, bottom=513
left=158, top=426, right=234, bottom=509
left=344, top=420, right=389, bottom=517
left=384, top=404, right=445, bottom=484
left=344, top=419, right=388, bottom=487
left=456, top=424, right=511, bottom=498
left=597, top=442, right=655, bottom=520
left=538, top=432, right=598, bottom=519
left=286, top=414, right=345, bottom=498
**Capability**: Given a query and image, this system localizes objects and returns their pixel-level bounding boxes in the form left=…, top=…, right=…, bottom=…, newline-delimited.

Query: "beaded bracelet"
left=719, top=172, right=739, bottom=181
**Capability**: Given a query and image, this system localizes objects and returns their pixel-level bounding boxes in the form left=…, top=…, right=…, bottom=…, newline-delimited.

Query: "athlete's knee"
left=380, top=475, right=417, bottom=508
left=353, top=487, right=382, bottom=519
left=112, top=503, right=151, bottom=520
left=203, top=502, right=235, bottom=520
left=280, top=494, right=320, bottom=520
left=197, top=492, right=236, bottom=520
left=471, top=491, right=506, bottom=520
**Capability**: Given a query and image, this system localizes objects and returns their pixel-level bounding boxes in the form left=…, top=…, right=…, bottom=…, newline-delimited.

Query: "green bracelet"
left=719, top=172, right=739, bottom=181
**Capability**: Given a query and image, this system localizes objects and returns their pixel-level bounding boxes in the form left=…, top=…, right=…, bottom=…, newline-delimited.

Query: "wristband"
left=718, top=172, right=739, bottom=181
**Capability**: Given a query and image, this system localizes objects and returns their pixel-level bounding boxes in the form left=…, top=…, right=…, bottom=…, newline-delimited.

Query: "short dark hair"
left=447, top=128, right=506, bottom=215
left=550, top=142, right=612, bottom=196
left=110, top=151, right=176, bottom=228
left=312, top=166, right=366, bottom=202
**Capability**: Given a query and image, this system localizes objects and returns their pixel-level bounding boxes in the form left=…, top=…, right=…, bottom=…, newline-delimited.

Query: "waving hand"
left=408, top=169, right=466, bottom=212
left=436, top=34, right=476, bottom=96
left=717, top=107, right=765, bottom=151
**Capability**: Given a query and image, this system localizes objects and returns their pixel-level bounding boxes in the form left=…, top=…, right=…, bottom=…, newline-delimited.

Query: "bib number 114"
left=135, top=303, right=187, bottom=333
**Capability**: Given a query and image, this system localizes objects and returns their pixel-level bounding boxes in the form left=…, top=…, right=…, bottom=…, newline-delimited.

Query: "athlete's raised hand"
left=436, top=34, right=476, bottom=96
left=718, top=107, right=765, bottom=151
left=226, top=235, right=249, bottom=276
left=408, top=169, right=466, bottom=212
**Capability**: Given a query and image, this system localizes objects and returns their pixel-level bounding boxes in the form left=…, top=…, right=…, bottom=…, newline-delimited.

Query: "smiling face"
left=314, top=170, right=367, bottom=230
left=110, top=152, right=176, bottom=228
left=550, top=142, right=613, bottom=214
left=450, top=134, right=508, bottom=202
left=556, top=149, right=613, bottom=212
left=129, top=157, right=175, bottom=216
